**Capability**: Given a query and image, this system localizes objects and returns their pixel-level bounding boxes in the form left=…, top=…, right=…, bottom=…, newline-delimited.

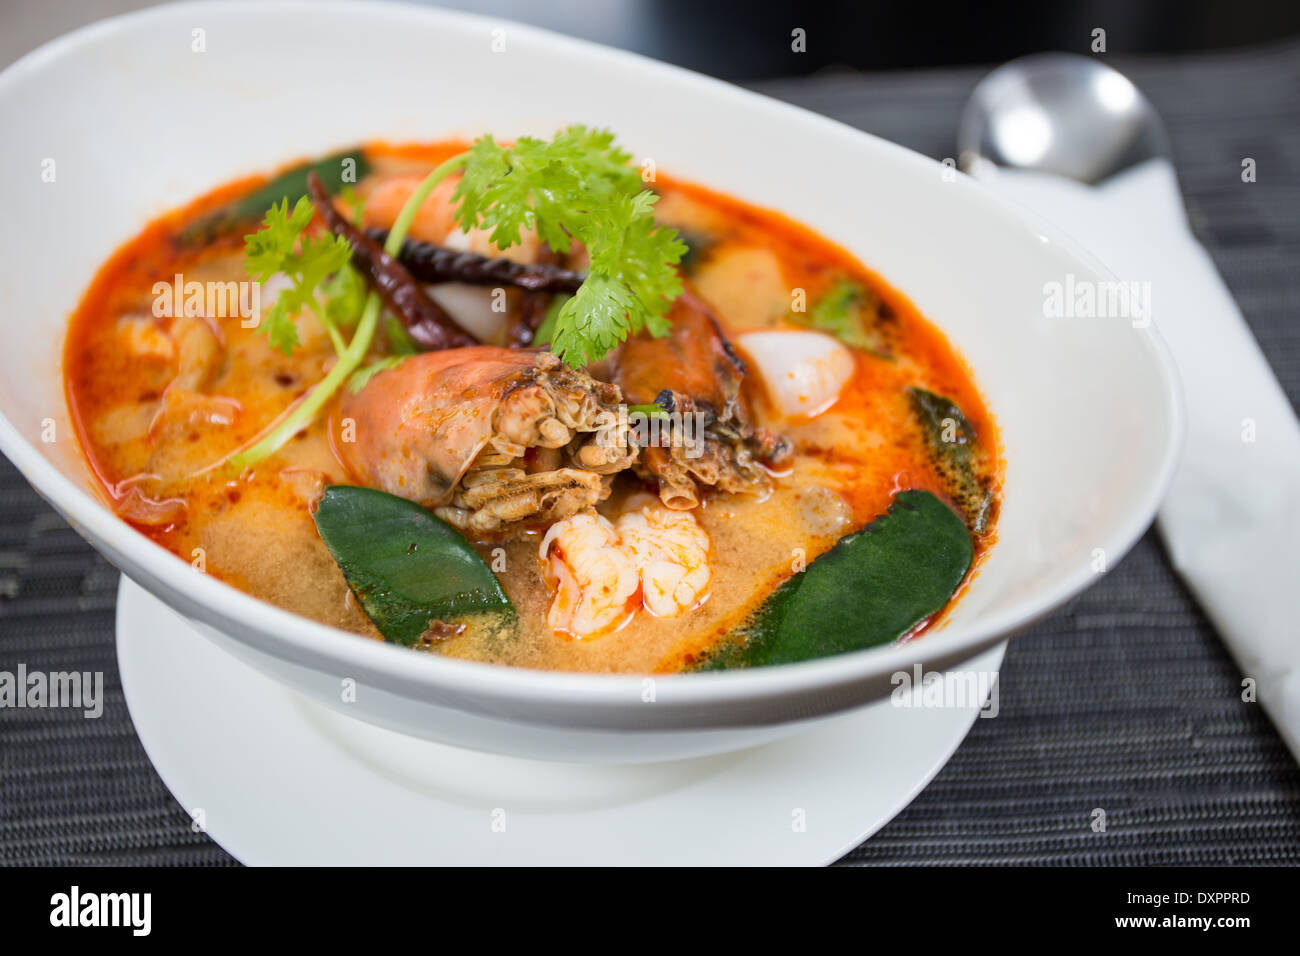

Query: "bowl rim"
left=0, top=0, right=1185, bottom=709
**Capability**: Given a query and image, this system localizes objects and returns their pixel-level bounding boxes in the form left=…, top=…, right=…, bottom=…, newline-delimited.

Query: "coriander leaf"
left=242, top=196, right=356, bottom=355
left=452, top=134, right=512, bottom=236
left=283, top=232, right=352, bottom=300
left=321, top=263, right=366, bottom=331
left=588, top=191, right=685, bottom=336
left=243, top=197, right=314, bottom=282
left=549, top=273, right=638, bottom=367
left=451, top=127, right=685, bottom=366
left=261, top=299, right=300, bottom=355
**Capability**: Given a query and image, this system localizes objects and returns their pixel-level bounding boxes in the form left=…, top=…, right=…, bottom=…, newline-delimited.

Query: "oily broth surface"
left=442, top=475, right=856, bottom=673
left=64, top=144, right=1000, bottom=673
left=66, top=218, right=373, bottom=636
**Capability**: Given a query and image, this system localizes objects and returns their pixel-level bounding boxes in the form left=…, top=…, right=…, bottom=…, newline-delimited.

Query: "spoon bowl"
left=958, top=52, right=1169, bottom=184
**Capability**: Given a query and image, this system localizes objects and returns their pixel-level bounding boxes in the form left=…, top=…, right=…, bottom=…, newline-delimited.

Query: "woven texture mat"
left=2, top=40, right=1298, bottom=866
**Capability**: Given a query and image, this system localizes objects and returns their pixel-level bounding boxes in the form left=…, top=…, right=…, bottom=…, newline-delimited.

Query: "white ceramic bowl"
left=0, top=0, right=1182, bottom=763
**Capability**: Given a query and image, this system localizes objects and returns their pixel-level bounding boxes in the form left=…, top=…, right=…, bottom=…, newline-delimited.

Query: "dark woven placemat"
left=2, top=39, right=1298, bottom=866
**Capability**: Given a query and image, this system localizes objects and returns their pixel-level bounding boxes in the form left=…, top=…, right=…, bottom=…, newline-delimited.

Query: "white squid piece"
left=737, top=329, right=855, bottom=418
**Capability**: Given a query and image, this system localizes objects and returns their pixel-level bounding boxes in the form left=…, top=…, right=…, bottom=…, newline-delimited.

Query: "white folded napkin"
left=976, top=159, right=1300, bottom=762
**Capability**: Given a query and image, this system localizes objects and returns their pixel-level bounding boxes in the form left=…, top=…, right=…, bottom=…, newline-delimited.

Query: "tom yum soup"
left=65, top=128, right=1001, bottom=674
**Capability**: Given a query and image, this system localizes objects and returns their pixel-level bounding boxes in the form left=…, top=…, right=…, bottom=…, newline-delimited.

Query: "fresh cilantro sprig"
left=452, top=125, right=686, bottom=366
left=243, top=196, right=357, bottom=355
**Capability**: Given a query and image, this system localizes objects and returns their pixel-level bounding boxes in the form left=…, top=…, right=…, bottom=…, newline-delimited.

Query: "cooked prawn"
left=539, top=511, right=639, bottom=639
left=339, top=348, right=636, bottom=534
left=615, top=505, right=712, bottom=618
left=540, top=502, right=711, bottom=639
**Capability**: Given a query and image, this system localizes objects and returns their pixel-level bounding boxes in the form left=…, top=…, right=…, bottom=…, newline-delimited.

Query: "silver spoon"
left=957, top=52, right=1169, bottom=185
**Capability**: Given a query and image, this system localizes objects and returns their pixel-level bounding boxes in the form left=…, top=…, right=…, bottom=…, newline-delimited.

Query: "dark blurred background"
left=418, top=0, right=1300, bottom=78
left=5, top=0, right=1299, bottom=77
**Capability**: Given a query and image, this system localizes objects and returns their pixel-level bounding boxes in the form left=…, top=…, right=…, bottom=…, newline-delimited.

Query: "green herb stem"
left=222, top=153, right=470, bottom=473
left=306, top=298, right=347, bottom=356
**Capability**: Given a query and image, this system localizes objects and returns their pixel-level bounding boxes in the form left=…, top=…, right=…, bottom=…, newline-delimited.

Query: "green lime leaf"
left=313, top=485, right=514, bottom=647
left=698, top=490, right=973, bottom=669
left=907, top=387, right=995, bottom=534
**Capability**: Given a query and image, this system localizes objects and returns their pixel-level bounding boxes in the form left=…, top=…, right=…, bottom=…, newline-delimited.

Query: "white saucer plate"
left=117, top=578, right=1005, bottom=865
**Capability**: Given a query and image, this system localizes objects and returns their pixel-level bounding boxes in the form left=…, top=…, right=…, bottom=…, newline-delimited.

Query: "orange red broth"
left=64, top=141, right=1000, bottom=672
